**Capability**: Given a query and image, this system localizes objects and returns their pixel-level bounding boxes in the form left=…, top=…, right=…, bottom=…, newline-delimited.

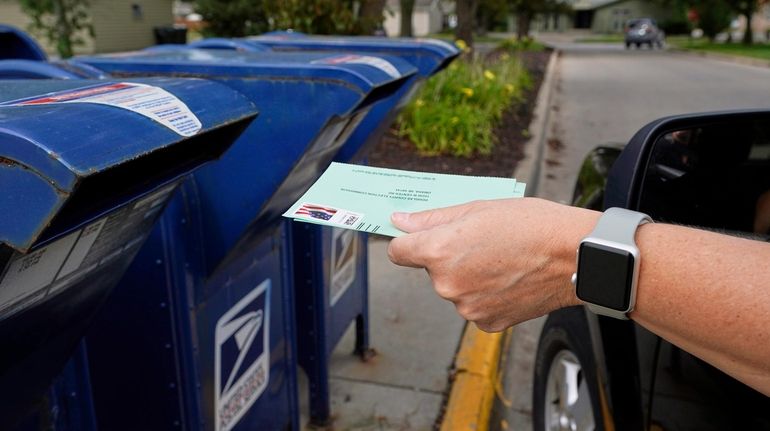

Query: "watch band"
left=591, top=208, right=652, bottom=244
left=578, top=207, right=652, bottom=320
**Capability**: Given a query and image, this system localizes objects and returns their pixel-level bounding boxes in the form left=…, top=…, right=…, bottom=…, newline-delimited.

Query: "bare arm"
left=387, top=197, right=770, bottom=395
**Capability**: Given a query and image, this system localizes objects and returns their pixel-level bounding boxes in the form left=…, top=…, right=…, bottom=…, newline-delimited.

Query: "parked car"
left=532, top=110, right=770, bottom=431
left=625, top=18, right=665, bottom=49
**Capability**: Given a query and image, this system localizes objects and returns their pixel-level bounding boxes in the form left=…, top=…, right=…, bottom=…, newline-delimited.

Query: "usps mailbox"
left=175, top=36, right=459, bottom=425
left=0, top=78, right=257, bottom=429
left=65, top=49, right=416, bottom=431
left=0, top=24, right=47, bottom=61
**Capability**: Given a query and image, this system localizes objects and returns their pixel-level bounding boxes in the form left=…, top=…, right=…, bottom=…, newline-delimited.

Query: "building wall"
left=0, top=0, right=172, bottom=56
left=91, top=0, right=173, bottom=53
left=383, top=7, right=443, bottom=37
left=592, top=0, right=671, bottom=33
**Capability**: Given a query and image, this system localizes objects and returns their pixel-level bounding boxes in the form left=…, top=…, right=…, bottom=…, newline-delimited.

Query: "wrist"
left=553, top=206, right=602, bottom=309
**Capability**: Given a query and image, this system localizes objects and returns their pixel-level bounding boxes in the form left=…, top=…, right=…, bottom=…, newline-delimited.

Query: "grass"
left=428, top=32, right=508, bottom=44
left=398, top=54, right=532, bottom=157
left=667, top=36, right=770, bottom=61
left=574, top=34, right=625, bottom=43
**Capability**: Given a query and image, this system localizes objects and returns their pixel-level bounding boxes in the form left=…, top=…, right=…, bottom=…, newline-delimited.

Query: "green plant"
left=20, top=0, right=93, bottom=58
left=398, top=55, right=532, bottom=157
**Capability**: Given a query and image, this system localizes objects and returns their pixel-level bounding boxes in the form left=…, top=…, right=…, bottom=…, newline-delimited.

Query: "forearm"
left=626, top=223, right=770, bottom=394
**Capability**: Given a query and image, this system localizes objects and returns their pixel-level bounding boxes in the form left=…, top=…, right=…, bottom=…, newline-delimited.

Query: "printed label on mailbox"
left=314, top=54, right=401, bottom=79
left=215, top=280, right=271, bottom=431
left=4, top=82, right=202, bottom=136
left=0, top=184, right=177, bottom=320
left=330, top=228, right=358, bottom=306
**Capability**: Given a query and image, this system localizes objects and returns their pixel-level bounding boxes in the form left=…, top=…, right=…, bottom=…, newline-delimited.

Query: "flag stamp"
left=294, top=203, right=363, bottom=227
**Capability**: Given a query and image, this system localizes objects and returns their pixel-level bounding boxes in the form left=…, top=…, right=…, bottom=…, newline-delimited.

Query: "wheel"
left=635, top=42, right=641, bottom=48
left=625, top=42, right=631, bottom=49
left=533, top=307, right=603, bottom=431
left=648, top=41, right=654, bottom=49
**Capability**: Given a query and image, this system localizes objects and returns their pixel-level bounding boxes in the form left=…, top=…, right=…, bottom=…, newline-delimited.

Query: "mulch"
left=367, top=49, right=552, bottom=178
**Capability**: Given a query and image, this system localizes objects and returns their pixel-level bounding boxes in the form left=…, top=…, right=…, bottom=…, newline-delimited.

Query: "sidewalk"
left=300, top=239, right=465, bottom=430
left=299, top=43, right=562, bottom=431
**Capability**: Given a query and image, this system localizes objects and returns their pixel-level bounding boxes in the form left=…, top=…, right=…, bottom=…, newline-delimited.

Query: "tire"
left=533, top=307, right=604, bottom=431
left=635, top=42, right=641, bottom=48
left=625, top=42, right=631, bottom=49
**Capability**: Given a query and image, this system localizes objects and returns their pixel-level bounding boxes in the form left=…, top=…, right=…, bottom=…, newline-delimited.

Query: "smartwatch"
left=571, top=208, right=652, bottom=320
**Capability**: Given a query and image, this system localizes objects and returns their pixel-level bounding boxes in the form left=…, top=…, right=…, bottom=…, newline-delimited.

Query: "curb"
left=440, top=324, right=504, bottom=431
left=438, top=50, right=560, bottom=431
left=513, top=49, right=560, bottom=196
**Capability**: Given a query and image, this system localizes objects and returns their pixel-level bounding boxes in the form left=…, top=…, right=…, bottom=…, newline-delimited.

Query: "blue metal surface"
left=83, top=188, right=299, bottom=431
left=0, top=78, right=256, bottom=429
left=64, top=48, right=414, bottom=431
left=72, top=49, right=416, bottom=273
left=175, top=35, right=459, bottom=425
left=0, top=24, right=47, bottom=61
left=0, top=60, right=107, bottom=80
left=0, top=78, right=257, bottom=252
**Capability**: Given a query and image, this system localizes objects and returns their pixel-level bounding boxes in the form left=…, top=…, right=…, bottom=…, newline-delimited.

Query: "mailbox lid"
left=0, top=24, right=47, bottom=61
left=0, top=77, right=258, bottom=252
left=248, top=32, right=460, bottom=77
left=72, top=48, right=417, bottom=94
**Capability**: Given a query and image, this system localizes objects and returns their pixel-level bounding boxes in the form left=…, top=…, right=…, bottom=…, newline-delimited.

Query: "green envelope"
left=283, top=162, right=526, bottom=237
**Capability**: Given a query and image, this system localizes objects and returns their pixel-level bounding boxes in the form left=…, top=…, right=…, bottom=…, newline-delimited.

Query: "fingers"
left=387, top=231, right=430, bottom=268
left=391, top=201, right=481, bottom=233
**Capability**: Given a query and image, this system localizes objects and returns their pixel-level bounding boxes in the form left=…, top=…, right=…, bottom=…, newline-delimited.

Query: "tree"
left=358, top=0, right=388, bottom=34
left=508, top=0, right=571, bottom=39
left=456, top=0, right=478, bottom=46
left=400, top=0, right=416, bottom=36
left=195, top=0, right=269, bottom=37
left=725, top=0, right=758, bottom=44
left=692, top=0, right=732, bottom=41
left=19, top=0, right=93, bottom=58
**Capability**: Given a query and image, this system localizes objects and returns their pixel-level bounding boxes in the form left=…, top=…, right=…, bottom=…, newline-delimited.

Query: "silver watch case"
left=572, top=236, right=642, bottom=320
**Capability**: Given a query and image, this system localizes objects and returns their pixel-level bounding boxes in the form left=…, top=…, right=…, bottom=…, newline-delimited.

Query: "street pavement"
left=496, top=32, right=770, bottom=431
left=302, top=33, right=770, bottom=431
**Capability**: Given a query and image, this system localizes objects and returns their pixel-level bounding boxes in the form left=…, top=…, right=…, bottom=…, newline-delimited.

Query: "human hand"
left=387, top=198, right=599, bottom=332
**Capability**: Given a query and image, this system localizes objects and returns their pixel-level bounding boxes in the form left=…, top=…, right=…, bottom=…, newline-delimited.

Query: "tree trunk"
left=455, top=0, right=477, bottom=47
left=400, top=0, right=415, bottom=37
left=359, top=0, right=387, bottom=34
left=743, top=11, right=754, bottom=45
left=516, top=12, right=531, bottom=39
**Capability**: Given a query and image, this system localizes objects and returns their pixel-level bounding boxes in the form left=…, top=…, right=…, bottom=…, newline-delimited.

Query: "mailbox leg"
left=354, top=234, right=375, bottom=361
left=308, top=357, right=332, bottom=427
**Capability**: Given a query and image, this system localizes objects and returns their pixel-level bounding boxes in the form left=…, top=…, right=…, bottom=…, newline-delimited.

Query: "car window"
left=639, top=121, right=770, bottom=235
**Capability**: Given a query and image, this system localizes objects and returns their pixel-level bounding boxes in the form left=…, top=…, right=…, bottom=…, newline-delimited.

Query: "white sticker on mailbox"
left=314, top=54, right=401, bottom=79
left=215, top=280, right=271, bottom=431
left=330, top=228, right=358, bottom=306
left=8, top=82, right=202, bottom=137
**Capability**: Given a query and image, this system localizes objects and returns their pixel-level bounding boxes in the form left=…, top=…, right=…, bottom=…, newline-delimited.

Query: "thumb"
left=391, top=201, right=479, bottom=233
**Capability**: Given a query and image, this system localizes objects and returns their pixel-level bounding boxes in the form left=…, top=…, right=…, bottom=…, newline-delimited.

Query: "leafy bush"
left=398, top=54, right=532, bottom=157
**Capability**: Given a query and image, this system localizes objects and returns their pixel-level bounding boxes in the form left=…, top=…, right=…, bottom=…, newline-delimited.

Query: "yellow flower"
left=504, top=84, right=515, bottom=93
left=484, top=70, right=496, bottom=80
left=500, top=53, right=511, bottom=61
left=415, top=99, right=425, bottom=107
left=461, top=87, right=474, bottom=97
left=455, top=39, right=467, bottom=50
left=451, top=116, right=460, bottom=124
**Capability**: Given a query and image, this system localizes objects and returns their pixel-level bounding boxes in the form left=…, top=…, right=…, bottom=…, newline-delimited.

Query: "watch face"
left=575, top=242, right=634, bottom=311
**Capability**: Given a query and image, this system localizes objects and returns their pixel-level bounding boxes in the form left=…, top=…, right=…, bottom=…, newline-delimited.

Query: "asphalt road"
left=498, top=40, right=770, bottom=431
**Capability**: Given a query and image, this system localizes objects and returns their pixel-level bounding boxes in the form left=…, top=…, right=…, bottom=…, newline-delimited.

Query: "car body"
left=625, top=18, right=665, bottom=49
left=533, top=111, right=770, bottom=431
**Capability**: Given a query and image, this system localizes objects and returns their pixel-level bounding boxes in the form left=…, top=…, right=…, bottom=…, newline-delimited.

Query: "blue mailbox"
left=0, top=59, right=107, bottom=80
left=0, top=78, right=257, bottom=430
left=65, top=49, right=416, bottom=431
left=0, top=24, right=47, bottom=61
left=182, top=35, right=460, bottom=425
